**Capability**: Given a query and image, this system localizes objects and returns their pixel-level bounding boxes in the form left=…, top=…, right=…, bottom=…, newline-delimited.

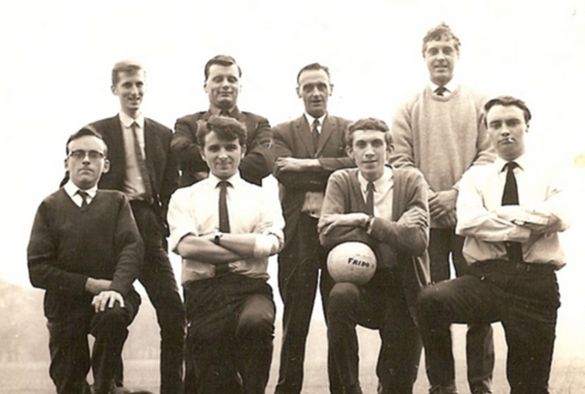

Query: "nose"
left=81, top=153, right=91, bottom=164
left=364, top=144, right=375, bottom=157
left=218, top=148, right=228, bottom=159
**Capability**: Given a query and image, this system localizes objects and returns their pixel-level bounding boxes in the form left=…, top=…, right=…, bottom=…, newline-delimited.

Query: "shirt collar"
left=209, top=106, right=239, bottom=117
left=304, top=113, right=327, bottom=129
left=358, top=166, right=393, bottom=193
left=119, top=111, right=144, bottom=129
left=429, top=77, right=459, bottom=95
left=64, top=180, right=98, bottom=199
left=495, top=154, right=527, bottom=173
left=208, top=171, right=242, bottom=188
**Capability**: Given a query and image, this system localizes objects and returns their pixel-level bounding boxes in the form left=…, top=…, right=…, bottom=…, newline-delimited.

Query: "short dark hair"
left=66, top=126, right=108, bottom=157
left=296, top=63, right=331, bottom=84
left=197, top=115, right=248, bottom=147
left=345, top=117, right=394, bottom=148
left=422, top=23, right=461, bottom=56
left=111, top=60, right=144, bottom=86
left=483, top=95, right=532, bottom=125
left=204, top=55, right=242, bottom=81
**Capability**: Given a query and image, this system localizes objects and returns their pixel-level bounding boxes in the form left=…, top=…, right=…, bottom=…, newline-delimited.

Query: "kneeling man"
left=318, top=118, right=430, bottom=394
left=167, top=115, right=285, bottom=394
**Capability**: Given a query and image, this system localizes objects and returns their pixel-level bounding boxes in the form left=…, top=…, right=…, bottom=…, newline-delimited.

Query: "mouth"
left=500, top=138, right=515, bottom=145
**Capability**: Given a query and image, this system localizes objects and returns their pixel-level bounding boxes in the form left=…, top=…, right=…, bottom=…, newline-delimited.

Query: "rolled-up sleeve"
left=167, top=189, right=199, bottom=253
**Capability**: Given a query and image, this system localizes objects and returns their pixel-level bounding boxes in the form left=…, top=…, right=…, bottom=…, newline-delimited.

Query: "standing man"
left=318, top=118, right=430, bottom=393
left=87, top=61, right=185, bottom=394
left=390, top=23, right=495, bottom=394
left=28, top=128, right=143, bottom=394
left=271, top=63, right=353, bottom=394
left=172, top=54, right=273, bottom=186
left=167, top=115, right=285, bottom=393
left=417, top=95, right=570, bottom=394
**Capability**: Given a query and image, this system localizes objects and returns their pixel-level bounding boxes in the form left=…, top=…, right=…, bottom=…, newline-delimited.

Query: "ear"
left=296, top=86, right=301, bottom=99
left=346, top=145, right=354, bottom=159
left=64, top=158, right=68, bottom=170
left=103, top=159, right=110, bottom=174
left=241, top=145, right=247, bottom=158
left=329, top=83, right=334, bottom=96
left=110, top=84, right=117, bottom=95
left=200, top=150, right=206, bottom=163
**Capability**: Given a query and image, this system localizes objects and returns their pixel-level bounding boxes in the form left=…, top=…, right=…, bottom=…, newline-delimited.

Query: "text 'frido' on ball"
left=327, top=241, right=377, bottom=285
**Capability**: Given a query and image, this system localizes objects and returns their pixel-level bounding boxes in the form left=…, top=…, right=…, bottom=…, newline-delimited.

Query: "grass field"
left=2, top=324, right=584, bottom=394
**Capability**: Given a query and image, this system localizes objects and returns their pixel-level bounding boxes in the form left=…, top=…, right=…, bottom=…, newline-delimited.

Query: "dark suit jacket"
left=172, top=107, right=273, bottom=186
left=271, top=114, right=353, bottom=281
left=319, top=167, right=431, bottom=318
left=91, top=115, right=179, bottom=224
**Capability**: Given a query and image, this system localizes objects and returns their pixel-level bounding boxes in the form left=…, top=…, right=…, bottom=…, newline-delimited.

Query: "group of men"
left=27, top=22, right=569, bottom=394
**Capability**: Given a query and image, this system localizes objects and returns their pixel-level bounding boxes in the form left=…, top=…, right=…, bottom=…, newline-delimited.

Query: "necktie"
left=218, top=180, right=231, bottom=233
left=131, top=122, right=153, bottom=198
left=219, top=110, right=230, bottom=117
left=501, top=162, right=523, bottom=262
left=435, top=86, right=447, bottom=96
left=77, top=190, right=89, bottom=208
left=365, top=182, right=375, bottom=216
left=312, top=119, right=320, bottom=152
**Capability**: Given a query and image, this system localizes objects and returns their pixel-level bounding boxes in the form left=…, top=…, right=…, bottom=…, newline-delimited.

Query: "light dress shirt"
left=456, top=154, right=570, bottom=268
left=429, top=78, right=459, bottom=98
left=168, top=172, right=285, bottom=284
left=357, top=166, right=394, bottom=221
left=64, top=180, right=97, bottom=207
left=119, top=111, right=148, bottom=200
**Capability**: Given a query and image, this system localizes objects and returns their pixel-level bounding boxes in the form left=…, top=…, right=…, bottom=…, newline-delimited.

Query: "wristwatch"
left=213, top=230, right=224, bottom=245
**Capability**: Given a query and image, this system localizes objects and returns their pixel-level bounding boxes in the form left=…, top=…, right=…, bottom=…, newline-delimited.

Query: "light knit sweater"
left=390, top=85, right=494, bottom=194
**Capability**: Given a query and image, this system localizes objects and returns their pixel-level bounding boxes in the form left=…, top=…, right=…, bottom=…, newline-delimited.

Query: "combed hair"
left=111, top=60, right=144, bottom=86
left=422, top=22, right=461, bottom=56
left=296, top=62, right=331, bottom=84
left=345, top=117, right=393, bottom=147
left=483, top=95, right=532, bottom=125
left=65, top=126, right=108, bottom=157
left=197, top=115, right=248, bottom=147
left=204, top=54, right=242, bottom=80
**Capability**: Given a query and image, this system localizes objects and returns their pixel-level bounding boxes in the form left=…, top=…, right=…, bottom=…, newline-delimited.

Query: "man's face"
left=296, top=69, right=331, bottom=118
left=424, top=38, right=458, bottom=86
left=201, top=131, right=246, bottom=180
left=65, top=136, right=110, bottom=190
left=204, top=64, right=240, bottom=111
left=347, top=129, right=391, bottom=182
left=486, top=104, right=528, bottom=161
left=111, top=70, right=145, bottom=116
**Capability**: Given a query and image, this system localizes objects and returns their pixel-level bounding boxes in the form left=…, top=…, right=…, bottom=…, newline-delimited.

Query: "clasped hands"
left=85, top=277, right=124, bottom=312
left=429, top=189, right=457, bottom=227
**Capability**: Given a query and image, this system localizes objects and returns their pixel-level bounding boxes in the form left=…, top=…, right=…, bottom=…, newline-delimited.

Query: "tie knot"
left=312, top=119, right=320, bottom=129
left=435, top=86, right=447, bottom=96
left=504, top=161, right=518, bottom=172
left=130, top=121, right=139, bottom=130
left=77, top=190, right=89, bottom=198
left=366, top=182, right=375, bottom=192
left=217, top=180, right=231, bottom=189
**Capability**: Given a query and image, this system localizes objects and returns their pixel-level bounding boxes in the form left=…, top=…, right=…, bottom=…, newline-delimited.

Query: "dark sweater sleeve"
left=27, top=202, right=88, bottom=296
left=110, top=196, right=144, bottom=296
left=172, top=116, right=208, bottom=174
left=369, top=170, right=429, bottom=256
left=239, top=116, right=273, bottom=184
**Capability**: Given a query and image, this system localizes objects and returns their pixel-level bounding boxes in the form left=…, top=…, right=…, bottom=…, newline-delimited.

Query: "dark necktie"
left=218, top=180, right=231, bottom=233
left=312, top=119, right=320, bottom=152
left=131, top=122, right=153, bottom=198
left=77, top=190, right=89, bottom=208
left=435, top=86, right=447, bottom=96
left=502, top=162, right=523, bottom=262
left=365, top=182, right=375, bottom=216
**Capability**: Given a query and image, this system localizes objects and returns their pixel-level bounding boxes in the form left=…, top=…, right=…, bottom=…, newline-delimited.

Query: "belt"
left=214, top=263, right=231, bottom=276
left=472, top=259, right=555, bottom=274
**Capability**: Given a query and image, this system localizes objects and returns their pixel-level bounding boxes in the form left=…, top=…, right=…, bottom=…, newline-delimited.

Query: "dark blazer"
left=319, top=167, right=431, bottom=317
left=92, top=115, right=179, bottom=223
left=172, top=107, right=273, bottom=186
left=272, top=114, right=353, bottom=282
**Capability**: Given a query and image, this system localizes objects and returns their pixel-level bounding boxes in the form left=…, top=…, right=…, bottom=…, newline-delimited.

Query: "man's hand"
left=92, top=290, right=124, bottom=312
left=397, top=207, right=429, bottom=228
left=85, top=278, right=112, bottom=295
left=429, top=189, right=458, bottom=221
left=318, top=213, right=370, bottom=236
left=274, top=157, right=318, bottom=173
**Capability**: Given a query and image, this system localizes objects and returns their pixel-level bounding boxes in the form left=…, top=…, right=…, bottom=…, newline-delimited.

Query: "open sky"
left=1, top=0, right=584, bottom=353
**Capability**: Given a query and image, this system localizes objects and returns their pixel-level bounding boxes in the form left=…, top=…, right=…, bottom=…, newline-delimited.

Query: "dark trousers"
left=47, top=291, right=140, bottom=394
left=324, top=270, right=421, bottom=394
left=130, top=202, right=186, bottom=394
left=429, top=228, right=494, bottom=393
left=417, top=260, right=560, bottom=394
left=276, top=214, right=328, bottom=394
left=183, top=274, right=276, bottom=394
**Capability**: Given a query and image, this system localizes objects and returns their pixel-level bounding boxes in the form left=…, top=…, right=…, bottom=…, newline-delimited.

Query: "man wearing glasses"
left=28, top=128, right=143, bottom=394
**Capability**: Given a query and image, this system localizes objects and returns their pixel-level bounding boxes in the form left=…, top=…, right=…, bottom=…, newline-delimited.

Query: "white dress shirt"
left=64, top=180, right=97, bottom=207
left=456, top=154, right=570, bottom=268
left=357, top=166, right=394, bottom=220
left=167, top=172, right=285, bottom=283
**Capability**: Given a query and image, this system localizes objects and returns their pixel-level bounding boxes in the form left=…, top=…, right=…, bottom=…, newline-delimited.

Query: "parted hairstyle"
left=197, top=115, right=248, bottom=148
left=345, top=117, right=394, bottom=148
left=204, top=54, right=242, bottom=81
left=422, top=22, right=461, bottom=56
left=483, top=95, right=532, bottom=126
left=111, top=60, right=144, bottom=86
left=65, top=126, right=108, bottom=157
left=296, top=62, right=331, bottom=84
